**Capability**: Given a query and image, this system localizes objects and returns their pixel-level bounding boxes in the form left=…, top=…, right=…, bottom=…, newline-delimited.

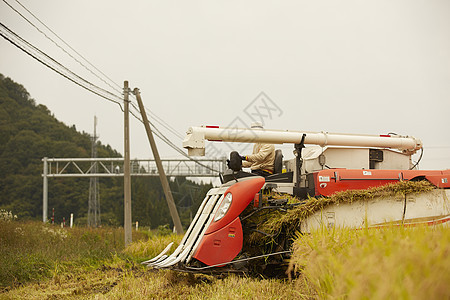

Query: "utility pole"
left=123, top=81, right=132, bottom=246
left=88, top=116, right=100, bottom=227
left=133, top=88, right=183, bottom=234
left=42, top=157, right=48, bottom=222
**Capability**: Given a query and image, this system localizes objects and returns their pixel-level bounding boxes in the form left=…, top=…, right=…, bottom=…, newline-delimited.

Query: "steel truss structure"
left=42, top=157, right=226, bottom=222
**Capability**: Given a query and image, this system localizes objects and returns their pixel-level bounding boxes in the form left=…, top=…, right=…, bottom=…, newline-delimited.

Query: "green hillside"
left=0, top=74, right=211, bottom=227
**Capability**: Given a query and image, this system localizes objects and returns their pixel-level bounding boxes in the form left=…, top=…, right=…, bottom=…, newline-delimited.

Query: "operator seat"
left=265, top=149, right=293, bottom=183
left=273, top=149, right=283, bottom=174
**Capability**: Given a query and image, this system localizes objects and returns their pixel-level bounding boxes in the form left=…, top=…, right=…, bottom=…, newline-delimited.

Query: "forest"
left=0, top=74, right=212, bottom=228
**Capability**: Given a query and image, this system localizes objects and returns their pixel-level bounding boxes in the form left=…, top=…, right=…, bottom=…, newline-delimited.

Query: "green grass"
left=0, top=219, right=148, bottom=289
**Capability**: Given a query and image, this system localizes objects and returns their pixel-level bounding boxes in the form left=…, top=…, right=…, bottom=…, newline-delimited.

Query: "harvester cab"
left=143, top=125, right=449, bottom=276
left=221, top=149, right=293, bottom=185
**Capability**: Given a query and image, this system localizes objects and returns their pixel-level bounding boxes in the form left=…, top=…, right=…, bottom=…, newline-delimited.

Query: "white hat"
left=251, top=121, right=263, bottom=129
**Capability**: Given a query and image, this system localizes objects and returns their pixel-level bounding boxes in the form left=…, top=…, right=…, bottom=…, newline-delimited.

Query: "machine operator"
left=241, top=122, right=275, bottom=177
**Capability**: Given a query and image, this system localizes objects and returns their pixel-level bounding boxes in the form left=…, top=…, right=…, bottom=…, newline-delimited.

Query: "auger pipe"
left=182, top=126, right=422, bottom=156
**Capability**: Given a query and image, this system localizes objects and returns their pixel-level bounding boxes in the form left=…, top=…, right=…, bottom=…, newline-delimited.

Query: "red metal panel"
left=402, top=169, right=450, bottom=188
left=192, top=217, right=243, bottom=266
left=205, top=177, right=265, bottom=234
left=315, top=169, right=450, bottom=197
left=192, top=177, right=265, bottom=266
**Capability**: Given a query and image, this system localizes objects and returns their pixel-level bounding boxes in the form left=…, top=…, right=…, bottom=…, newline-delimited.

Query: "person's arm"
left=242, top=160, right=252, bottom=168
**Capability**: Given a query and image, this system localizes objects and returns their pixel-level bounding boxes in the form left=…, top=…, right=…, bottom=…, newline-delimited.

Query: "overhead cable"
left=4, top=0, right=185, bottom=144
left=128, top=103, right=221, bottom=173
left=4, top=0, right=123, bottom=95
left=0, top=24, right=123, bottom=108
left=0, top=22, right=123, bottom=103
left=1, top=4, right=219, bottom=171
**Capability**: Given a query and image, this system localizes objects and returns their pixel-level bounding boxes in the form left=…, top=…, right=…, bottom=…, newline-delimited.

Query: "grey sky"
left=1, top=0, right=449, bottom=171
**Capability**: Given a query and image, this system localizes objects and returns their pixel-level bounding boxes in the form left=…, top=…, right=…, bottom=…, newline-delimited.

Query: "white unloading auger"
left=182, top=126, right=422, bottom=156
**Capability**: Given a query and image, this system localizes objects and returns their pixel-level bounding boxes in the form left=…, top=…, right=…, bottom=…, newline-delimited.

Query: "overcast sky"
left=1, top=0, right=449, bottom=171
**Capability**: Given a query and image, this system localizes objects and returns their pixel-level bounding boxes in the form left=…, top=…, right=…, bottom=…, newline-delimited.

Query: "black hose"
left=410, top=147, right=424, bottom=170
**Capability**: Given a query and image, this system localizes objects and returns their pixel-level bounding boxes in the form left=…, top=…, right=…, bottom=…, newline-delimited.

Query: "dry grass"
left=2, top=220, right=448, bottom=300
left=123, top=234, right=182, bottom=260
left=2, top=262, right=303, bottom=300
left=2, top=263, right=127, bottom=299
left=1, top=183, right=447, bottom=300
left=82, top=271, right=303, bottom=300
left=288, top=225, right=450, bottom=299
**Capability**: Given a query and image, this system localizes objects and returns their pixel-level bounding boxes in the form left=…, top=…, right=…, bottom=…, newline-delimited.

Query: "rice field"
left=1, top=181, right=449, bottom=300
left=1, top=218, right=448, bottom=299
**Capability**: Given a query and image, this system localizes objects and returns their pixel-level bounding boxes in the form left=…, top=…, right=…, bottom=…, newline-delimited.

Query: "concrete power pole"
left=42, top=157, right=48, bottom=222
left=133, top=88, right=183, bottom=234
left=88, top=116, right=100, bottom=227
left=123, top=81, right=132, bottom=246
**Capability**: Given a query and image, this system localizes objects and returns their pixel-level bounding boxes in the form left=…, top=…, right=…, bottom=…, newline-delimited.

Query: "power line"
left=0, top=23, right=123, bottom=108
left=128, top=102, right=221, bottom=173
left=1, top=5, right=219, bottom=172
left=0, top=22, right=123, bottom=103
left=5, top=0, right=123, bottom=95
left=127, top=95, right=184, bottom=140
left=1, top=23, right=219, bottom=172
left=147, top=109, right=185, bottom=140
left=126, top=91, right=184, bottom=140
left=0, top=20, right=185, bottom=161
left=4, top=0, right=185, bottom=143
left=130, top=106, right=221, bottom=173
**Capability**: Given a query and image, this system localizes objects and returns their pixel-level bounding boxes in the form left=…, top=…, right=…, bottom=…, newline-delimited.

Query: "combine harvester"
left=144, top=126, right=449, bottom=275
